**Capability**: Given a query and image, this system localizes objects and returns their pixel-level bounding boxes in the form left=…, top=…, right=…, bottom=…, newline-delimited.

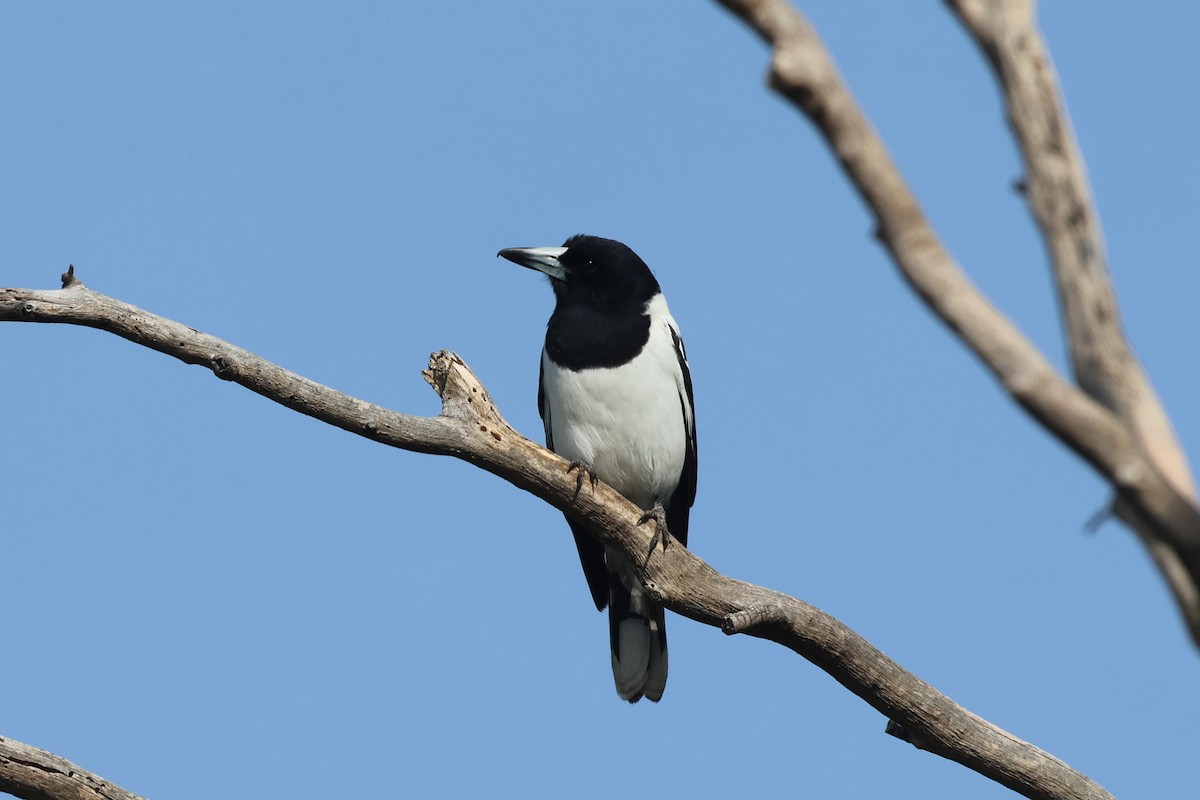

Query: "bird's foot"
left=566, top=460, right=598, bottom=499
left=638, top=500, right=671, bottom=563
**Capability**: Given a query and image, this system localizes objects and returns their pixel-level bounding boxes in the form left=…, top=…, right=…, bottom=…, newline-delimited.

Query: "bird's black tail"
left=607, top=549, right=668, bottom=703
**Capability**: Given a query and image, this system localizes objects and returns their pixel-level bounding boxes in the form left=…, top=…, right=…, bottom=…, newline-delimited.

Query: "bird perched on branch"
left=498, top=234, right=697, bottom=702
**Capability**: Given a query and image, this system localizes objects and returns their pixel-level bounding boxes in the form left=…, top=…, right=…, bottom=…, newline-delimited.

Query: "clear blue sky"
left=4, top=3, right=1198, bottom=798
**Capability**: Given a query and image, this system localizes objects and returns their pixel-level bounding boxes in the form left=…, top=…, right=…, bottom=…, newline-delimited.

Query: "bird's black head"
left=498, top=234, right=661, bottom=311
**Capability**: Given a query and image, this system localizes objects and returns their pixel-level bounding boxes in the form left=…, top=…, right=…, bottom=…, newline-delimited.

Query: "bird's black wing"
left=540, top=354, right=609, bottom=611
left=666, top=324, right=697, bottom=548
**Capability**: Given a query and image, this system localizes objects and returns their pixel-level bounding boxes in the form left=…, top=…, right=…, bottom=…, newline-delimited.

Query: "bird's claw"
left=638, top=500, right=671, bottom=563
left=566, top=460, right=598, bottom=499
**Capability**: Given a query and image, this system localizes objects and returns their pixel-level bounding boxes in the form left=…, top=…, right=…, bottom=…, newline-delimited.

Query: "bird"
left=497, top=234, right=697, bottom=702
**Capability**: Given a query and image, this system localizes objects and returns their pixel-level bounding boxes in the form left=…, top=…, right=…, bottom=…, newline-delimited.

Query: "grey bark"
left=1, top=278, right=1113, bottom=800
left=716, top=0, right=1200, bottom=644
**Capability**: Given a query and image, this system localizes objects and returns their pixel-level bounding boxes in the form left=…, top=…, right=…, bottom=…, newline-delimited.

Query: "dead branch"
left=945, top=0, right=1200, bottom=637
left=714, top=0, right=1200, bottom=644
left=0, top=735, right=146, bottom=800
left=0, top=277, right=1111, bottom=800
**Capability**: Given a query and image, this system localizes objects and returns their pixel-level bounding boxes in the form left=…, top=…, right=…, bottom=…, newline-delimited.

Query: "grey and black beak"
left=497, top=246, right=568, bottom=281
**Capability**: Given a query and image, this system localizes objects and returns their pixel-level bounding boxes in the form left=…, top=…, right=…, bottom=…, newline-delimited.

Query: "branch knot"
left=211, top=356, right=236, bottom=380
left=723, top=603, right=789, bottom=635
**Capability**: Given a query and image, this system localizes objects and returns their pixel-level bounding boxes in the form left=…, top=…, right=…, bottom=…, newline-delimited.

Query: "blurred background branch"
left=716, top=0, right=1200, bottom=646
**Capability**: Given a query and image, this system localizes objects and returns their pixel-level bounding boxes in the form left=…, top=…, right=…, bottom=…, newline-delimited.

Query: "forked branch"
left=714, top=0, right=1200, bottom=643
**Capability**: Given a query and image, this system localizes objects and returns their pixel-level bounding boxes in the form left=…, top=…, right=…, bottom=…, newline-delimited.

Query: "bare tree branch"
left=1, top=277, right=1112, bottom=800
left=713, top=0, right=1200, bottom=644
left=945, top=0, right=1200, bottom=639
left=947, top=0, right=1193, bottom=498
left=0, top=735, right=146, bottom=800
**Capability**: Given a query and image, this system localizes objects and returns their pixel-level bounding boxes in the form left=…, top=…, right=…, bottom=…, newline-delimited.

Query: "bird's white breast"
left=541, top=294, right=688, bottom=510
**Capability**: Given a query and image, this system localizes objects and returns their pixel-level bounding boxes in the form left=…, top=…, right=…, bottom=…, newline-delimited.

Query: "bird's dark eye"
left=580, top=259, right=596, bottom=274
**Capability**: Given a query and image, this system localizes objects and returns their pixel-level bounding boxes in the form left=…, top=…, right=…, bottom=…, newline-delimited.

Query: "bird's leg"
left=566, top=460, right=598, bottom=500
left=638, top=499, right=671, bottom=563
